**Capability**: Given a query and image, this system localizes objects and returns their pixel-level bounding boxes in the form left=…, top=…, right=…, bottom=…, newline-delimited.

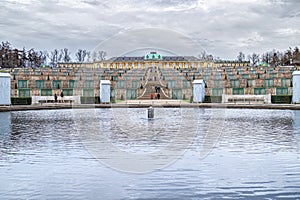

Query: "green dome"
left=144, top=52, right=163, bottom=60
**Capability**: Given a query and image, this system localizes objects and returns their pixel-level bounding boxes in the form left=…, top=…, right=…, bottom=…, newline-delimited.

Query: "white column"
left=193, top=80, right=205, bottom=103
left=0, top=73, right=11, bottom=105
left=292, top=71, right=300, bottom=103
left=100, top=80, right=111, bottom=103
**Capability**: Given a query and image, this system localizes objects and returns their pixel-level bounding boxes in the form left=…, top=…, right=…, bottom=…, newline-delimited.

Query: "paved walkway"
left=1, top=102, right=300, bottom=112
left=118, top=99, right=190, bottom=105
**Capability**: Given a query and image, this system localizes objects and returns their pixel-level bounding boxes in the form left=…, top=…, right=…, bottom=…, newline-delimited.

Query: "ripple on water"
left=0, top=108, right=299, bottom=199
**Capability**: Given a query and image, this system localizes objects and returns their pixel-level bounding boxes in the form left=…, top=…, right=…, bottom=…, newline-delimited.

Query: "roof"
left=144, top=52, right=163, bottom=60
left=215, top=60, right=250, bottom=63
left=100, top=80, right=111, bottom=84
left=292, top=71, right=300, bottom=75
left=109, top=57, right=144, bottom=62
left=193, top=80, right=204, bottom=84
left=109, top=55, right=200, bottom=62
left=0, top=73, right=11, bottom=78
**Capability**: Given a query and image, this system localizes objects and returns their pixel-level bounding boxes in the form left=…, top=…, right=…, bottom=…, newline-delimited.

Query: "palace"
left=6, top=52, right=298, bottom=105
left=57, top=52, right=250, bottom=69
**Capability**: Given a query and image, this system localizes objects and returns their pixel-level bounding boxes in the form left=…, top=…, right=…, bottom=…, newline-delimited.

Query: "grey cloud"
left=0, top=0, right=299, bottom=59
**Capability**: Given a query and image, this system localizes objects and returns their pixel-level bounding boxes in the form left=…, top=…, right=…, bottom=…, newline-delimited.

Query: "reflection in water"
left=0, top=109, right=299, bottom=199
left=0, top=112, right=11, bottom=138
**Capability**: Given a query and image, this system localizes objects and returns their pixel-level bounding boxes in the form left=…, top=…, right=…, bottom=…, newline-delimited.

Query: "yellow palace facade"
left=57, top=52, right=250, bottom=69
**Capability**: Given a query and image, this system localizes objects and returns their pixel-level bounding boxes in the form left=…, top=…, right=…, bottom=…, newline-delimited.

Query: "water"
left=0, top=108, right=300, bottom=199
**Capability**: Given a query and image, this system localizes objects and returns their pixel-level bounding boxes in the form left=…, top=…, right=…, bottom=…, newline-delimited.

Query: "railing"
left=137, top=88, right=147, bottom=99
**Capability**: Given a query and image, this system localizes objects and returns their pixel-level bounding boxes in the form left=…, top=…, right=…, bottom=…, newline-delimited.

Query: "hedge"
left=204, top=96, right=222, bottom=103
left=80, top=96, right=100, bottom=104
left=271, top=95, right=292, bottom=104
left=11, top=97, right=32, bottom=105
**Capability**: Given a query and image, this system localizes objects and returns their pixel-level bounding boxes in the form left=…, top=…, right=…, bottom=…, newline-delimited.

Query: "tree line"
left=1, top=41, right=300, bottom=68
left=199, top=47, right=300, bottom=66
left=0, top=41, right=107, bottom=68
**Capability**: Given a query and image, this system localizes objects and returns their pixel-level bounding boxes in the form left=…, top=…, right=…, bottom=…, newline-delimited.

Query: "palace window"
left=62, top=89, right=73, bottom=96
left=254, top=88, right=266, bottom=95
left=214, top=80, right=224, bottom=88
left=264, top=79, right=274, bottom=87
left=116, top=81, right=125, bottom=88
left=132, top=81, right=139, bottom=88
left=126, top=89, right=137, bottom=100
left=52, top=70, right=58, bottom=76
left=276, top=88, right=289, bottom=95
left=242, top=74, right=249, bottom=79
left=230, top=80, right=240, bottom=88
left=167, top=80, right=176, bottom=89
left=212, top=88, right=224, bottom=96
left=281, top=78, right=291, bottom=87
left=68, top=80, right=76, bottom=88
left=24, top=69, right=29, bottom=75
left=52, top=80, right=61, bottom=89
left=82, top=89, right=94, bottom=97
left=172, top=89, right=182, bottom=99
left=84, top=80, right=94, bottom=88
left=232, top=88, right=244, bottom=95
left=41, top=89, right=52, bottom=96
left=247, top=80, right=253, bottom=87
left=18, top=80, right=28, bottom=88
left=18, top=89, right=30, bottom=97
left=269, top=73, right=278, bottom=78
left=182, top=80, right=190, bottom=88
left=35, top=80, right=44, bottom=89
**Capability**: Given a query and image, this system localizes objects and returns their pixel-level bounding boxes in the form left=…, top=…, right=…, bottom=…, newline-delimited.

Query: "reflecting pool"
left=0, top=108, right=300, bottom=199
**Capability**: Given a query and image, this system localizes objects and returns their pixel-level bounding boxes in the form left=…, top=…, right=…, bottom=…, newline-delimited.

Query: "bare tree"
left=48, top=49, right=59, bottom=67
left=261, top=52, right=272, bottom=64
left=86, top=51, right=91, bottom=62
left=214, top=56, right=221, bottom=62
left=76, top=49, right=87, bottom=62
left=92, top=51, right=97, bottom=62
left=19, top=47, right=27, bottom=68
left=40, top=51, right=48, bottom=66
left=27, top=48, right=44, bottom=68
left=198, top=51, right=213, bottom=61
left=0, top=41, right=12, bottom=68
left=293, top=47, right=300, bottom=64
left=61, top=48, right=71, bottom=62
left=281, top=48, right=293, bottom=65
left=198, top=51, right=207, bottom=60
left=206, top=54, right=214, bottom=61
left=248, top=53, right=260, bottom=66
left=237, top=52, right=245, bottom=62
left=270, top=51, right=280, bottom=67
left=97, top=50, right=107, bottom=61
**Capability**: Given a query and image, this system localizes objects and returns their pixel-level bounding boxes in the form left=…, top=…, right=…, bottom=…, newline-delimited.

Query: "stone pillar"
left=148, top=106, right=154, bottom=119
left=0, top=73, right=11, bottom=105
left=100, top=80, right=111, bottom=103
left=292, top=71, right=300, bottom=103
left=193, top=80, right=205, bottom=103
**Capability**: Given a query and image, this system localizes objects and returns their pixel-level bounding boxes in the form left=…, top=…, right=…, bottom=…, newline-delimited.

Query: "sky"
left=0, top=0, right=300, bottom=60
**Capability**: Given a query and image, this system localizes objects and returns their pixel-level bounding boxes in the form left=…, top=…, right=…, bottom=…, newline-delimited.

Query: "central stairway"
left=138, top=67, right=170, bottom=100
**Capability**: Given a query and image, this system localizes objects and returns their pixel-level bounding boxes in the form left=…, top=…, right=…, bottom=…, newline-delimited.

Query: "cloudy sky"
left=0, top=0, right=299, bottom=59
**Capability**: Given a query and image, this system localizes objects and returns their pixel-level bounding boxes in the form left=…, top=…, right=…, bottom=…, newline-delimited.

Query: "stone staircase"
left=138, top=67, right=170, bottom=100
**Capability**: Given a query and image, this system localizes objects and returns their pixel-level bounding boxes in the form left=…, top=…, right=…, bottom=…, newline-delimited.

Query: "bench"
left=222, top=94, right=272, bottom=104
left=38, top=99, right=74, bottom=104
left=32, top=96, right=81, bottom=105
